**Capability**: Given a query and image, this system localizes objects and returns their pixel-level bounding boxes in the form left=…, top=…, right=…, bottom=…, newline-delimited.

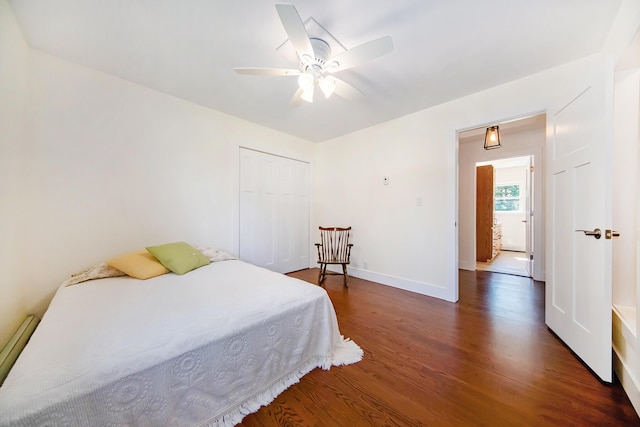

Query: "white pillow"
left=63, top=262, right=126, bottom=287
left=196, top=246, right=236, bottom=262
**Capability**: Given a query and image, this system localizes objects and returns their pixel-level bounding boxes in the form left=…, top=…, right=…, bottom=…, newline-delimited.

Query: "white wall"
left=21, top=52, right=313, bottom=316
left=315, top=54, right=607, bottom=301
left=0, top=0, right=30, bottom=345
left=314, top=117, right=457, bottom=300
left=494, top=166, right=528, bottom=252
left=0, top=1, right=314, bottom=338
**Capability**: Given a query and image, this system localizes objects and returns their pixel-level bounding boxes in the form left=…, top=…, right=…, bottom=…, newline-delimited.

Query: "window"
left=494, top=183, right=521, bottom=212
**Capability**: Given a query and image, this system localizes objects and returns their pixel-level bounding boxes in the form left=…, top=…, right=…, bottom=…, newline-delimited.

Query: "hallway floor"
left=476, top=250, right=530, bottom=277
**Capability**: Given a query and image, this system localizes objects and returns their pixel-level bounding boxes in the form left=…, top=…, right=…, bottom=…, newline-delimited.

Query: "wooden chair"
left=315, top=226, right=353, bottom=287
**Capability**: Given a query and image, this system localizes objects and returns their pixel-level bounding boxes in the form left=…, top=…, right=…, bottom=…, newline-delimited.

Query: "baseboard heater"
left=0, top=315, right=40, bottom=386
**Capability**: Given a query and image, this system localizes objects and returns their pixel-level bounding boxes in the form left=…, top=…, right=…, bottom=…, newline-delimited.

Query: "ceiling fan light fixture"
left=297, top=72, right=315, bottom=91
left=300, top=87, right=314, bottom=103
left=484, top=126, right=502, bottom=150
left=234, top=4, right=394, bottom=107
left=319, top=76, right=336, bottom=98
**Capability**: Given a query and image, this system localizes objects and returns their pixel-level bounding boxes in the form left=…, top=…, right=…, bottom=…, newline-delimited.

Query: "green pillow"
left=146, top=242, right=210, bottom=275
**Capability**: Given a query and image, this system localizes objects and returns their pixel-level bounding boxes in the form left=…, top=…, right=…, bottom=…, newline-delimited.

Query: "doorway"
left=475, top=156, right=533, bottom=277
left=457, top=113, right=545, bottom=282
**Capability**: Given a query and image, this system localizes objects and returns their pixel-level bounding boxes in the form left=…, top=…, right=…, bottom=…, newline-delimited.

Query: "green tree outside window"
left=495, top=184, right=521, bottom=212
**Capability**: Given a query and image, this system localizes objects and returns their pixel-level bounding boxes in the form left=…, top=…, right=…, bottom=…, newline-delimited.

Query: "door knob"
left=575, top=228, right=602, bottom=239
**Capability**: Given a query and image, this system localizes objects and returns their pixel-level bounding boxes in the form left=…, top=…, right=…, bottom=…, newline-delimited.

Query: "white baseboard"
left=613, top=308, right=640, bottom=418
left=500, top=246, right=525, bottom=252
left=324, top=265, right=455, bottom=302
left=613, top=347, right=640, bottom=417
left=458, top=260, right=475, bottom=271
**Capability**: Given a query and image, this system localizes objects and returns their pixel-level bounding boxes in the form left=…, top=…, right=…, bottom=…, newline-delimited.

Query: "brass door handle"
left=575, top=228, right=602, bottom=239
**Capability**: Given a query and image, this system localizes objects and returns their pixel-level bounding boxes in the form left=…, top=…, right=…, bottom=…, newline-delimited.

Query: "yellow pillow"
left=106, top=249, right=170, bottom=280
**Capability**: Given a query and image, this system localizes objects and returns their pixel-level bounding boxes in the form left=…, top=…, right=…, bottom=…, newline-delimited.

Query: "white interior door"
left=239, top=149, right=277, bottom=271
left=546, top=69, right=613, bottom=382
left=277, top=158, right=310, bottom=273
left=239, top=148, right=309, bottom=273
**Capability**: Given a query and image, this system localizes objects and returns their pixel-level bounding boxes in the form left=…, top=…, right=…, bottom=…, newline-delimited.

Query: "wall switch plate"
left=383, top=176, right=389, bottom=185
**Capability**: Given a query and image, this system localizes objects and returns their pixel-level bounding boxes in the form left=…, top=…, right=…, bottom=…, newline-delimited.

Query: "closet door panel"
left=290, top=160, right=310, bottom=272
left=240, top=148, right=309, bottom=273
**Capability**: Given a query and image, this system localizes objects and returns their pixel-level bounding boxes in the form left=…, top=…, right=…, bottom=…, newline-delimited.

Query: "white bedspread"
left=0, top=260, right=362, bottom=426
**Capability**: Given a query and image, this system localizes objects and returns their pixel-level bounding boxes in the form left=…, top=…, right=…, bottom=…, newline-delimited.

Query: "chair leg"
left=342, top=264, right=348, bottom=288
left=318, top=264, right=326, bottom=286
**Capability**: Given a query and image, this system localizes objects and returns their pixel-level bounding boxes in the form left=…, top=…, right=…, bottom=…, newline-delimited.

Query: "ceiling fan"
left=234, top=3, right=393, bottom=106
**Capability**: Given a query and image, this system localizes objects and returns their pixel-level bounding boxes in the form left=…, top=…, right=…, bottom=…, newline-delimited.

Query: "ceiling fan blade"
left=330, top=36, right=393, bottom=72
left=290, top=87, right=303, bottom=108
left=234, top=68, right=300, bottom=76
left=275, top=4, right=314, bottom=59
left=333, top=77, right=364, bottom=100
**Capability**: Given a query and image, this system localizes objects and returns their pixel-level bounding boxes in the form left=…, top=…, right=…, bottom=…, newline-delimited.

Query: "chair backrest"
left=317, top=226, right=352, bottom=262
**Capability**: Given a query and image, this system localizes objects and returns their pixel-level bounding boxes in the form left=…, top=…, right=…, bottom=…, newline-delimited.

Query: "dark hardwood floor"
left=240, top=269, right=639, bottom=426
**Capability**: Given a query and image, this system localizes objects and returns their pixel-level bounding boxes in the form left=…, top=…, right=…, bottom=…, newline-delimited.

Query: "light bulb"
left=484, top=126, right=501, bottom=150
left=319, top=76, right=336, bottom=98
left=298, top=73, right=314, bottom=91
left=301, top=87, right=314, bottom=103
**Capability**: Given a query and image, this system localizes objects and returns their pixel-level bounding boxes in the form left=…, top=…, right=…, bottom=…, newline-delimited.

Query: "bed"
left=0, top=249, right=362, bottom=426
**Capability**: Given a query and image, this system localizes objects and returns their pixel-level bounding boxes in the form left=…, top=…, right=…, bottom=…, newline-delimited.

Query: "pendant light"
left=484, top=126, right=502, bottom=150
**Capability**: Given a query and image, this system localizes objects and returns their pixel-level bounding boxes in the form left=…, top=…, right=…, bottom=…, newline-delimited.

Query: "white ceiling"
left=8, top=0, right=622, bottom=142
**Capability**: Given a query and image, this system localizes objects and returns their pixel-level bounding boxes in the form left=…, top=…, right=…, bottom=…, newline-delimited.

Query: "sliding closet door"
left=277, top=157, right=310, bottom=273
left=239, top=148, right=309, bottom=273
left=239, top=149, right=277, bottom=270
